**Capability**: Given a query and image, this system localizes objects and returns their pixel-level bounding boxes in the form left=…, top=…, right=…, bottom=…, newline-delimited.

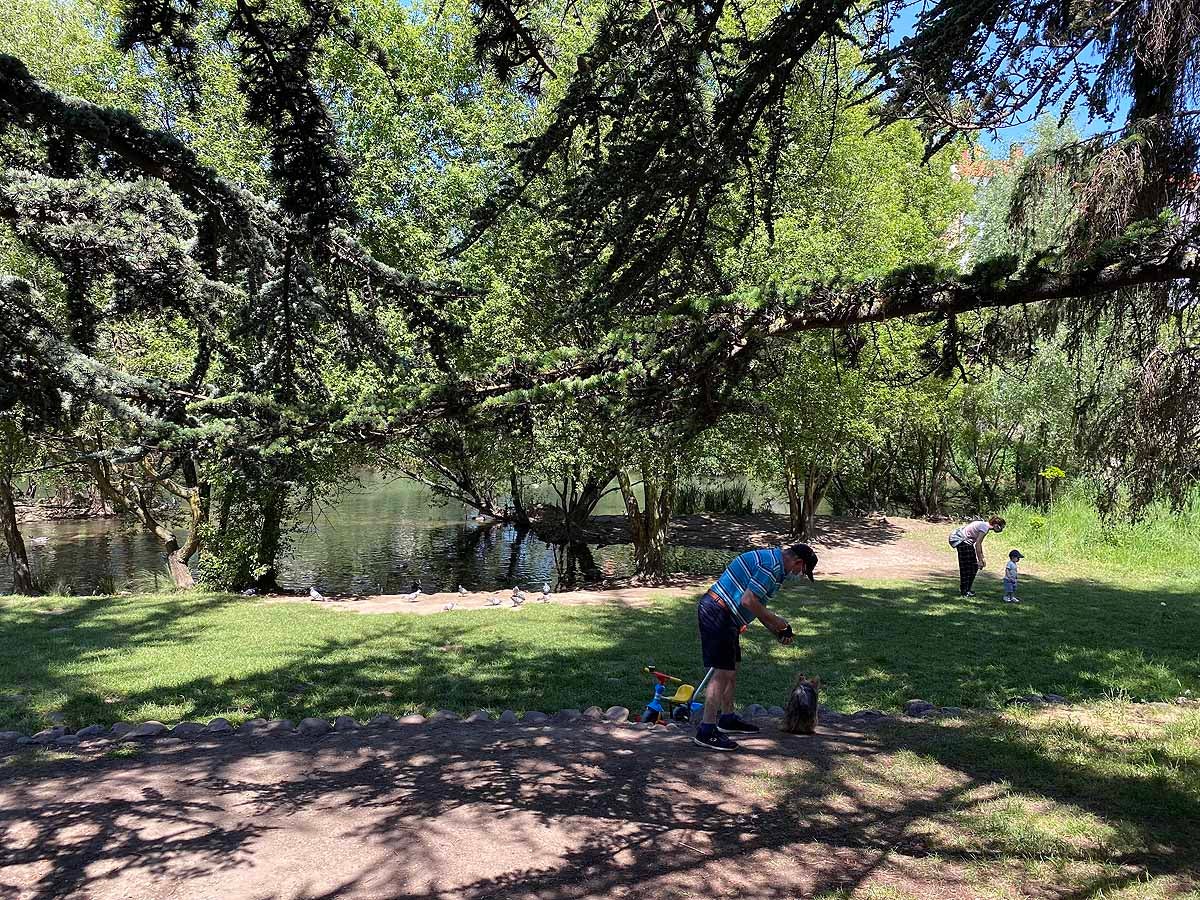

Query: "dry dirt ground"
left=280, top=515, right=955, bottom=615
left=0, top=714, right=1088, bottom=900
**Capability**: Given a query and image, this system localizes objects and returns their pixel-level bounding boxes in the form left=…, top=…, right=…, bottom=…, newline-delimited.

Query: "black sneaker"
left=717, top=715, right=760, bottom=735
left=692, top=730, right=739, bottom=751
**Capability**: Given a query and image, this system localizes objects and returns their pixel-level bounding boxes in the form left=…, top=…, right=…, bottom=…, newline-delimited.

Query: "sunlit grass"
left=767, top=705, right=1200, bottom=898
left=1, top=559, right=1197, bottom=733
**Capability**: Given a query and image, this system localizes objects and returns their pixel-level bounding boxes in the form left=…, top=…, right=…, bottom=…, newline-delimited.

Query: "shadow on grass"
left=0, top=709, right=1196, bottom=899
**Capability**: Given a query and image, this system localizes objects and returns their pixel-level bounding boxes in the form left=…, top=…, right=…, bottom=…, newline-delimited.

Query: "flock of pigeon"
left=442, top=582, right=553, bottom=611
left=307, top=582, right=553, bottom=611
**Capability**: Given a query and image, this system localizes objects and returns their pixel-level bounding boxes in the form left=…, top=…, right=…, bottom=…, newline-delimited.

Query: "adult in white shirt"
left=948, top=516, right=1005, bottom=597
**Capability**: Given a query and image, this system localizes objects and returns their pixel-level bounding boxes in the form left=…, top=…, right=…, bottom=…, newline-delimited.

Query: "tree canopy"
left=0, top=0, right=1197, bottom=585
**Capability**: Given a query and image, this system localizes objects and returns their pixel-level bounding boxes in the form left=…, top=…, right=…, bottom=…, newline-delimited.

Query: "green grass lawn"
left=763, top=702, right=1200, bottom=898
left=2, top=554, right=1198, bottom=898
left=1, top=563, right=1197, bottom=733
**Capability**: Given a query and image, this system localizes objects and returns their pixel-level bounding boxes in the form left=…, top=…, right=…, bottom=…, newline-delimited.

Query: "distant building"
left=950, top=143, right=1026, bottom=186
left=947, top=143, right=1027, bottom=267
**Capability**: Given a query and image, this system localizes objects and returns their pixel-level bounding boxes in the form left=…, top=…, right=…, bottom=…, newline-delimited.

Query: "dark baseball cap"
left=787, top=543, right=819, bottom=581
left=1009, top=549, right=1024, bottom=559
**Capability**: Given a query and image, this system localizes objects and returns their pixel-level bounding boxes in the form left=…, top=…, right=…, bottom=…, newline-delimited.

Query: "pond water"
left=2, top=476, right=741, bottom=595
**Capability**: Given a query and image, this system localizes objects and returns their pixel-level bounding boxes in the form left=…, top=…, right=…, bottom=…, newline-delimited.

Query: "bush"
left=674, top=481, right=753, bottom=515
left=701, top=483, right=753, bottom=515
left=674, top=482, right=703, bottom=515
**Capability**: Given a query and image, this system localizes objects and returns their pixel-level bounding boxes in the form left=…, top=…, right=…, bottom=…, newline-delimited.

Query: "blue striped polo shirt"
left=708, top=547, right=785, bottom=625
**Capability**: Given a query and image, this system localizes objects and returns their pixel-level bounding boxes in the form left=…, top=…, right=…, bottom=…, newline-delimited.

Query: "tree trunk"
left=617, top=467, right=675, bottom=583
left=253, top=488, right=286, bottom=592
left=508, top=471, right=531, bottom=528
left=133, top=486, right=196, bottom=590
left=801, top=464, right=817, bottom=539
left=784, top=458, right=803, bottom=536
left=0, top=478, right=35, bottom=594
left=164, top=542, right=195, bottom=589
left=554, top=542, right=601, bottom=588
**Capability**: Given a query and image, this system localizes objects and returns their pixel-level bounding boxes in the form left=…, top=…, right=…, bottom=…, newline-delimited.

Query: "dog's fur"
left=780, top=673, right=821, bottom=734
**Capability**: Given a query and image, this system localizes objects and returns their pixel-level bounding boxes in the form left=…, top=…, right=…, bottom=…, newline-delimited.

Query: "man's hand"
left=777, top=623, right=794, bottom=645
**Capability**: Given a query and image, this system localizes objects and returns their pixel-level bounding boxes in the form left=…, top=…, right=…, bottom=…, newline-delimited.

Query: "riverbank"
left=15, top=502, right=115, bottom=524
left=287, top=514, right=954, bottom=612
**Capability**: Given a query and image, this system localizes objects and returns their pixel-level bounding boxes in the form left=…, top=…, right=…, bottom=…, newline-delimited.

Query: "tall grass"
left=674, top=481, right=754, bottom=515
left=1000, top=487, right=1200, bottom=579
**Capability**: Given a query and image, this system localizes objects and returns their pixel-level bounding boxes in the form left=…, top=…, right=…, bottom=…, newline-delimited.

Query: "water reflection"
left=2, top=478, right=739, bottom=594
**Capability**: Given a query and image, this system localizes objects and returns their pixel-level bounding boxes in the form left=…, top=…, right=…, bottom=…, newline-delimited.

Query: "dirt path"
left=0, top=717, right=983, bottom=900
left=278, top=515, right=956, bottom=615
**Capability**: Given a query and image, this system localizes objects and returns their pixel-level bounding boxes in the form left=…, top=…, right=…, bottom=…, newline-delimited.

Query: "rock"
left=522, top=711, right=549, bottom=724
left=31, top=727, right=66, bottom=744
left=47, top=712, right=67, bottom=725
left=904, top=700, right=936, bottom=716
left=127, top=721, right=167, bottom=739
left=767, top=706, right=786, bottom=717
left=298, top=718, right=332, bottom=736
left=333, top=716, right=361, bottom=731
left=205, top=718, right=233, bottom=734
left=158, top=737, right=183, bottom=747
left=238, top=718, right=267, bottom=735
left=367, top=714, right=397, bottom=728
left=0, top=693, right=30, bottom=704
left=1042, top=694, right=1068, bottom=704
left=54, top=734, right=80, bottom=747
left=0, top=731, right=22, bottom=743
left=498, top=709, right=518, bottom=723
left=583, top=706, right=604, bottom=719
left=937, top=706, right=965, bottom=717
left=604, top=706, right=630, bottom=723
left=110, top=722, right=134, bottom=736
left=464, top=710, right=491, bottom=723
left=17, top=736, right=37, bottom=746
left=170, top=722, right=206, bottom=737
left=73, top=724, right=106, bottom=740
left=399, top=714, right=426, bottom=725
left=264, top=719, right=295, bottom=734
left=553, top=709, right=582, bottom=723
left=430, top=710, right=459, bottom=722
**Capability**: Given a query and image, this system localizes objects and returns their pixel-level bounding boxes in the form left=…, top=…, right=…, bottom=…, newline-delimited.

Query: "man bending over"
left=693, top=543, right=817, bottom=751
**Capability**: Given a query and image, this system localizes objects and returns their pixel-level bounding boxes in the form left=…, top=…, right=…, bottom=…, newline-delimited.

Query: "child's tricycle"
left=640, top=662, right=714, bottom=724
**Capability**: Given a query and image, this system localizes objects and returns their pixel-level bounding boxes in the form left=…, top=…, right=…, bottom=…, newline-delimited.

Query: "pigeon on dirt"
left=458, top=585, right=468, bottom=596
left=308, top=586, right=325, bottom=602
left=511, top=586, right=526, bottom=607
left=443, top=601, right=456, bottom=611
left=402, top=581, right=422, bottom=602
left=539, top=582, right=552, bottom=603
left=485, top=596, right=503, bottom=607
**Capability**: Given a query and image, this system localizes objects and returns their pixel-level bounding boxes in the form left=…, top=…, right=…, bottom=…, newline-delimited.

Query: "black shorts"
left=698, top=595, right=741, bottom=670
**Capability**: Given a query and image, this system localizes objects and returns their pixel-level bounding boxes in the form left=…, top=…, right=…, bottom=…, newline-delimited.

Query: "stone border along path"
left=3, top=693, right=1197, bottom=754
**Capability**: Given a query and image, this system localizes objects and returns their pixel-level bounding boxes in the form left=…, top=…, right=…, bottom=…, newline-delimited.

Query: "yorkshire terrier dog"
left=780, top=674, right=821, bottom=734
